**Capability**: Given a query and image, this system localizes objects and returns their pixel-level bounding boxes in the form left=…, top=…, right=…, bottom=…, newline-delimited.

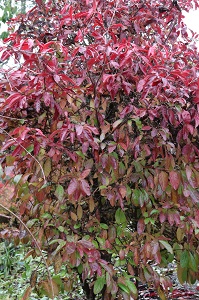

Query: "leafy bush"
left=0, top=0, right=199, bottom=299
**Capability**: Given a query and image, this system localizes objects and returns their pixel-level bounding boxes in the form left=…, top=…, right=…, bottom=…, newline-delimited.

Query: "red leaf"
left=80, top=179, right=91, bottom=196
left=137, top=79, right=146, bottom=92
left=159, top=212, right=166, bottom=223
left=53, top=74, right=60, bottom=83
left=187, top=186, right=199, bottom=203
left=185, top=165, right=192, bottom=181
left=66, top=242, right=76, bottom=254
left=43, top=92, right=53, bottom=106
left=148, top=45, right=156, bottom=56
left=120, top=105, right=133, bottom=119
left=35, top=0, right=43, bottom=6
left=159, top=171, right=168, bottom=191
left=182, top=110, right=191, bottom=123
left=60, top=73, right=76, bottom=85
left=78, top=239, right=94, bottom=250
left=75, top=124, right=83, bottom=136
left=168, top=213, right=175, bottom=226
left=169, top=170, right=180, bottom=190
left=195, top=113, right=199, bottom=128
left=80, top=169, right=91, bottom=179
left=151, top=241, right=159, bottom=255
left=68, top=178, right=78, bottom=195
left=137, top=218, right=145, bottom=234
left=4, top=93, right=25, bottom=108
left=119, top=186, right=126, bottom=198
left=65, top=149, right=78, bottom=162
left=20, top=39, right=34, bottom=51
left=74, top=29, right=84, bottom=42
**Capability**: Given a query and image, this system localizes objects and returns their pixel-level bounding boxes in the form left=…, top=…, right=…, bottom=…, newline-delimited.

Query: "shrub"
left=0, top=0, right=199, bottom=299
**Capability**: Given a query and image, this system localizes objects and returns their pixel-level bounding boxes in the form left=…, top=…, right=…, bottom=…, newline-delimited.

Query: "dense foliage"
left=1, top=0, right=199, bottom=299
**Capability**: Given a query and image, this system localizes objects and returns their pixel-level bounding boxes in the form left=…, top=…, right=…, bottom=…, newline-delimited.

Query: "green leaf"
left=55, top=184, right=64, bottom=200
left=41, top=213, right=52, bottom=219
left=49, top=239, right=66, bottom=246
left=76, top=151, right=85, bottom=158
left=159, top=240, right=173, bottom=255
left=77, top=264, right=83, bottom=274
left=99, top=185, right=107, bottom=190
left=100, top=223, right=109, bottom=229
left=182, top=267, right=188, bottom=283
left=58, top=226, right=65, bottom=232
left=132, top=189, right=148, bottom=207
left=189, top=252, right=198, bottom=272
left=119, top=162, right=126, bottom=176
left=134, top=118, right=142, bottom=130
left=74, top=223, right=81, bottom=229
left=117, top=226, right=123, bottom=236
left=51, top=240, right=66, bottom=255
left=52, top=275, right=63, bottom=288
left=126, top=280, right=137, bottom=294
left=92, top=240, right=99, bottom=249
left=142, top=189, right=149, bottom=201
left=150, top=209, right=159, bottom=215
left=180, top=250, right=189, bottom=268
left=115, top=238, right=122, bottom=245
left=43, top=158, right=52, bottom=177
left=118, top=283, right=129, bottom=294
left=26, top=219, right=38, bottom=228
left=26, top=145, right=34, bottom=153
left=96, top=237, right=105, bottom=246
left=115, top=208, right=126, bottom=225
left=94, top=277, right=105, bottom=295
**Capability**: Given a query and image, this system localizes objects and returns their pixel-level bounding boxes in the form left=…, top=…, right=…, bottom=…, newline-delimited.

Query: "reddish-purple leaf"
left=151, top=241, right=159, bottom=255
left=75, top=124, right=83, bottom=136
left=80, top=179, right=91, bottom=196
left=181, top=110, right=191, bottom=123
left=186, top=165, right=192, bottom=181
left=43, top=92, right=53, bottom=106
left=78, top=239, right=94, bottom=250
left=137, top=79, right=146, bottom=92
left=68, top=178, right=78, bottom=195
left=159, top=171, right=168, bottom=192
left=137, top=218, right=145, bottom=234
left=168, top=213, right=175, bottom=226
left=66, top=242, right=76, bottom=254
left=53, top=74, right=60, bottom=83
left=159, top=212, right=166, bottom=223
left=187, top=186, right=199, bottom=203
left=169, top=170, right=180, bottom=190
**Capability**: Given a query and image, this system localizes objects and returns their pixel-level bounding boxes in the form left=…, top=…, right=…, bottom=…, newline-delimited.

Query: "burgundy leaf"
left=68, top=178, right=78, bottom=195
left=80, top=179, right=91, bottom=196
left=159, top=171, right=168, bottom=192
left=137, top=218, right=145, bottom=234
left=169, top=170, right=180, bottom=190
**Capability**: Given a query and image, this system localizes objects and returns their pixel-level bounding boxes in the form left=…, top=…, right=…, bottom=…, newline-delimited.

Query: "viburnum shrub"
left=0, top=0, right=199, bottom=299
